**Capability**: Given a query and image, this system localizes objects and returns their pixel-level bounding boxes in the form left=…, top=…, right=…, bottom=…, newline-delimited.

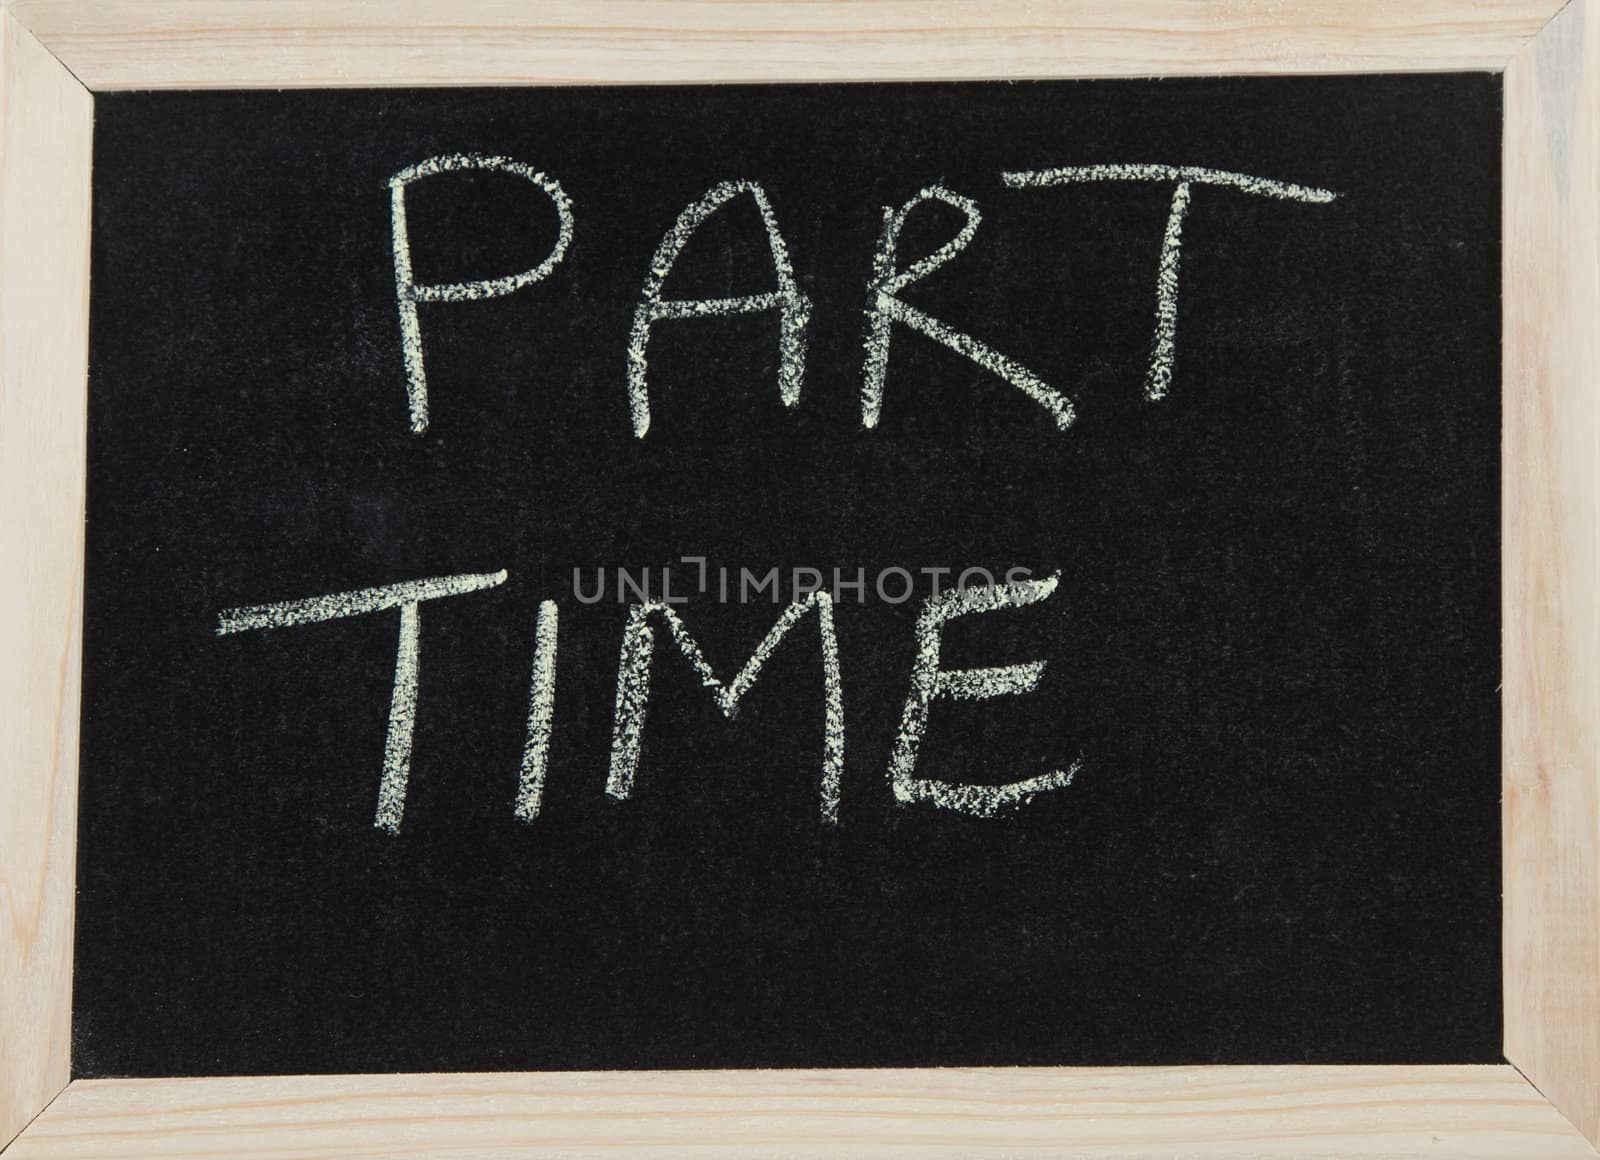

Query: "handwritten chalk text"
left=389, top=160, right=1336, bottom=431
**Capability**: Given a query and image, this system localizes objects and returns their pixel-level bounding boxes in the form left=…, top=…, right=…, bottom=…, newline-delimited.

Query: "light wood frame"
left=1, top=2, right=1595, bottom=1155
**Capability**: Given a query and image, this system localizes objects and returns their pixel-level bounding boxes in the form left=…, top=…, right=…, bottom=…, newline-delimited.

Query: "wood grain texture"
left=5, top=1066, right=1596, bottom=1159
left=1504, top=0, right=1600, bottom=1148
left=0, top=0, right=1571, bottom=90
left=0, top=6, right=91, bottom=1151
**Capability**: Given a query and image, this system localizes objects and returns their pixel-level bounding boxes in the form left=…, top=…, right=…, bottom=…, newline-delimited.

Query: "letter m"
left=605, top=593, right=844, bottom=823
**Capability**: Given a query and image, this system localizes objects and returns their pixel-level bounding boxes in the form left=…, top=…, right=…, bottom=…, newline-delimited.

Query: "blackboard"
left=76, top=75, right=1501, bottom=1077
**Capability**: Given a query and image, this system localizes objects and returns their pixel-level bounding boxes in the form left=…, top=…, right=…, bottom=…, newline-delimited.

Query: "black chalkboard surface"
left=76, top=75, right=1501, bottom=1077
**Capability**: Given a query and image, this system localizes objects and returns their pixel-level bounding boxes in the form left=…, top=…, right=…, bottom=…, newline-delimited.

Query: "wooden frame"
left=0, top=1, right=1594, bottom=1154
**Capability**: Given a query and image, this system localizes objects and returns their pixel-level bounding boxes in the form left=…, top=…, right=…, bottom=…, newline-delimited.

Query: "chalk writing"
left=218, top=159, right=1344, bottom=831
left=606, top=592, right=845, bottom=823
left=1002, top=165, right=1338, bottom=401
left=888, top=572, right=1082, bottom=817
left=627, top=181, right=811, bottom=438
left=390, top=154, right=574, bottom=434
left=862, top=184, right=1075, bottom=431
left=216, top=570, right=509, bottom=833
left=515, top=599, right=560, bottom=823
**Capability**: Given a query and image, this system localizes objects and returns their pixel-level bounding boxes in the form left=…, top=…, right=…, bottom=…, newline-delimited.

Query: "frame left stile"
left=0, top=5, right=91, bottom=1152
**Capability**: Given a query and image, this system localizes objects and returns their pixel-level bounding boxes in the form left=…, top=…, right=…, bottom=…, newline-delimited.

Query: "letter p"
left=389, top=154, right=574, bottom=434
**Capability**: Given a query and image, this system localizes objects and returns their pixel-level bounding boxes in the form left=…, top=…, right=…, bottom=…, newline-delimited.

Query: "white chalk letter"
left=515, top=599, right=560, bottom=823
left=390, top=154, right=575, bottom=433
left=888, top=572, right=1080, bottom=817
left=1001, top=165, right=1338, bottom=401
left=627, top=181, right=811, bottom=437
left=863, top=184, right=1074, bottom=431
left=606, top=593, right=844, bottom=823
left=216, top=569, right=509, bottom=834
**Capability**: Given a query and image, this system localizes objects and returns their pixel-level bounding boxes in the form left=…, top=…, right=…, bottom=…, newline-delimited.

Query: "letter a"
left=627, top=181, right=811, bottom=437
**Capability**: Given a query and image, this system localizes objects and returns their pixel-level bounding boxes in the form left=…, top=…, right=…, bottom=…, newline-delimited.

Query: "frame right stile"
left=1504, top=0, right=1600, bottom=1145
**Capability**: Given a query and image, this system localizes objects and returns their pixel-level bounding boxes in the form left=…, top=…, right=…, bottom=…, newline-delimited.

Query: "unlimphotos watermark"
left=569, top=559, right=1034, bottom=605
